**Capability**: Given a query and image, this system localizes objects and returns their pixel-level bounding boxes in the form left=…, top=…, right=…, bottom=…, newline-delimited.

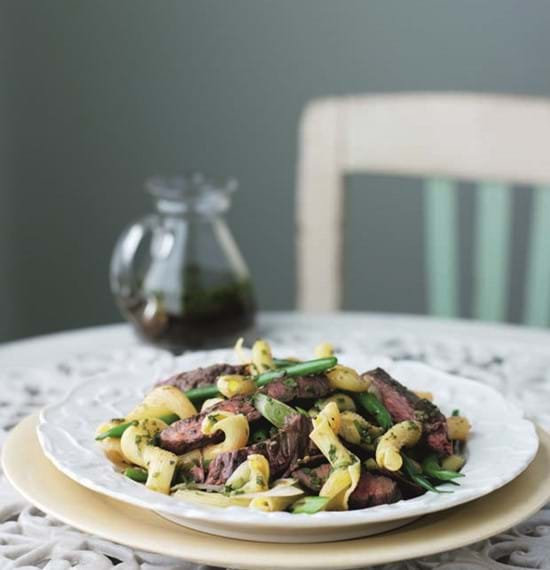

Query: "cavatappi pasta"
left=95, top=339, right=471, bottom=514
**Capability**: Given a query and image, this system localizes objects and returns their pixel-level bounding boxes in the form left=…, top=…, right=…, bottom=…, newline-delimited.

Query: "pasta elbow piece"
left=310, top=412, right=353, bottom=468
left=142, top=445, right=178, bottom=494
left=319, top=462, right=361, bottom=511
left=174, top=489, right=250, bottom=508
left=441, top=454, right=466, bottom=472
left=177, top=449, right=202, bottom=471
left=316, top=393, right=356, bottom=413
left=249, top=495, right=298, bottom=512
left=120, top=418, right=168, bottom=468
left=251, top=339, right=274, bottom=373
left=326, top=366, right=371, bottom=392
left=233, top=337, right=249, bottom=365
left=201, top=412, right=249, bottom=462
left=226, top=454, right=270, bottom=493
left=217, top=375, right=257, bottom=398
left=414, top=391, right=434, bottom=401
left=318, top=401, right=341, bottom=432
left=375, top=420, right=422, bottom=472
left=447, top=416, right=471, bottom=441
left=96, top=420, right=126, bottom=466
left=338, top=411, right=383, bottom=449
left=126, top=385, right=197, bottom=421
left=310, top=413, right=361, bottom=510
left=314, top=342, right=334, bottom=359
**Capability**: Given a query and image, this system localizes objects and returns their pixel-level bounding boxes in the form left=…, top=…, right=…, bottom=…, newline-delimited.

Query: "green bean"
left=185, top=357, right=338, bottom=403
left=96, top=420, right=137, bottom=441
left=159, top=413, right=180, bottom=425
left=422, top=454, right=464, bottom=482
left=254, top=357, right=338, bottom=387
left=402, top=455, right=451, bottom=494
left=273, top=358, right=299, bottom=368
left=184, top=385, right=220, bottom=402
left=124, top=467, right=148, bottom=483
left=95, top=413, right=179, bottom=441
left=290, top=496, right=330, bottom=514
left=354, top=393, right=393, bottom=431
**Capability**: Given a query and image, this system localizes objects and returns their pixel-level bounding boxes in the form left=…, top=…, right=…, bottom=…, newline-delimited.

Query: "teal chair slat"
left=473, top=182, right=513, bottom=321
left=424, top=178, right=459, bottom=317
left=524, top=185, right=550, bottom=327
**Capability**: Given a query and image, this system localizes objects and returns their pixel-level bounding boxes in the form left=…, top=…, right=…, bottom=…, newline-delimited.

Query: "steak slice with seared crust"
left=156, top=363, right=248, bottom=392
left=159, top=374, right=331, bottom=455
left=348, top=471, right=402, bottom=509
left=205, top=414, right=314, bottom=486
left=159, top=396, right=260, bottom=455
left=363, top=368, right=452, bottom=456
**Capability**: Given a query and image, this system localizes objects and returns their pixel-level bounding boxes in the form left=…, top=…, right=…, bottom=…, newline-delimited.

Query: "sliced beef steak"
left=363, top=368, right=452, bottom=456
left=292, top=463, right=331, bottom=492
left=159, top=396, right=259, bottom=454
left=349, top=471, right=402, bottom=509
left=261, top=374, right=331, bottom=402
left=156, top=363, right=248, bottom=392
left=205, top=414, right=314, bottom=486
left=203, top=448, right=250, bottom=487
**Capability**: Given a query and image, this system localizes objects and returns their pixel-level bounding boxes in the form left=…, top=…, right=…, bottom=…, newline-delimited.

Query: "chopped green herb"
left=283, top=378, right=298, bottom=389
left=328, top=444, right=338, bottom=463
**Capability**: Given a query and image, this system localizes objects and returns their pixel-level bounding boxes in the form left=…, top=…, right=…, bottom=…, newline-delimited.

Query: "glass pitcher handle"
left=110, top=215, right=157, bottom=300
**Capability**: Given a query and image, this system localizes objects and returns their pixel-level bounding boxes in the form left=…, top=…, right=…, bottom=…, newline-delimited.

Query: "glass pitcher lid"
left=146, top=173, right=238, bottom=215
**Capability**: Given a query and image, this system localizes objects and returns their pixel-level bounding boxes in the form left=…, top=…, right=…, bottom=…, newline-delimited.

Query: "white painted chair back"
left=296, top=93, right=550, bottom=325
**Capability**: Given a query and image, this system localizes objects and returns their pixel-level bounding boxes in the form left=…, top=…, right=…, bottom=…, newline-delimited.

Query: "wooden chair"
left=296, top=93, right=550, bottom=326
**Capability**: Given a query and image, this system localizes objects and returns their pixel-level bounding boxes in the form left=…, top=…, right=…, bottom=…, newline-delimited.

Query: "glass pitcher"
left=110, top=174, right=256, bottom=351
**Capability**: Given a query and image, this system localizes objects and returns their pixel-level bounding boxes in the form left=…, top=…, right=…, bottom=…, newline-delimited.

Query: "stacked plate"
left=3, top=348, right=550, bottom=569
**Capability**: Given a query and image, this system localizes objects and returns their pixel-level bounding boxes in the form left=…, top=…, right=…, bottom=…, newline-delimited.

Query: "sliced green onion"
left=253, top=393, right=297, bottom=428
left=290, top=496, right=330, bottom=514
left=402, top=455, right=452, bottom=494
left=124, top=467, right=148, bottom=483
left=422, top=454, right=464, bottom=482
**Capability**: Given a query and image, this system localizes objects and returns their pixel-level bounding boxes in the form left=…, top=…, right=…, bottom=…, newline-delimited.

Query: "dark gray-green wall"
left=2, top=0, right=550, bottom=341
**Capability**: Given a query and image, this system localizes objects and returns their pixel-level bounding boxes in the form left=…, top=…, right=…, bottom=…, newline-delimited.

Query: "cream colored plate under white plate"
left=3, top=414, right=550, bottom=570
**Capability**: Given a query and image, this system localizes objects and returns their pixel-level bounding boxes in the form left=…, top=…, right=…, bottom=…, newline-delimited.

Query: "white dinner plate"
left=37, top=347, right=539, bottom=542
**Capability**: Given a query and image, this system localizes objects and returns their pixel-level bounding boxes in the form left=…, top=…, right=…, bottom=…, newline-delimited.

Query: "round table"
left=1, top=312, right=549, bottom=570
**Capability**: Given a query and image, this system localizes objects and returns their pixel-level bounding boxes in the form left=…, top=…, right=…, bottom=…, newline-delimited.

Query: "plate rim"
left=36, top=348, right=539, bottom=531
left=3, top=413, right=550, bottom=569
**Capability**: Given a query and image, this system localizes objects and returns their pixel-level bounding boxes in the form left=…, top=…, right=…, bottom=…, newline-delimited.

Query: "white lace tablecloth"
left=1, top=312, right=549, bottom=570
